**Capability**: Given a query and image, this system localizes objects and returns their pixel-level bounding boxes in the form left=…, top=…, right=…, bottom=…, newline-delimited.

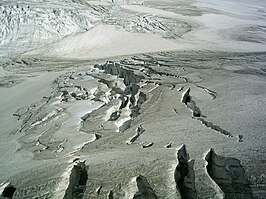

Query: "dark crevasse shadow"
left=205, top=149, right=254, bottom=199
left=133, top=175, right=159, bottom=199
left=174, top=145, right=197, bottom=199
left=1, top=184, right=16, bottom=199
left=64, top=161, right=88, bottom=199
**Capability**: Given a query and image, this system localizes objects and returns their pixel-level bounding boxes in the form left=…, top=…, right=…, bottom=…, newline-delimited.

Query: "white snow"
left=24, top=25, right=182, bottom=59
